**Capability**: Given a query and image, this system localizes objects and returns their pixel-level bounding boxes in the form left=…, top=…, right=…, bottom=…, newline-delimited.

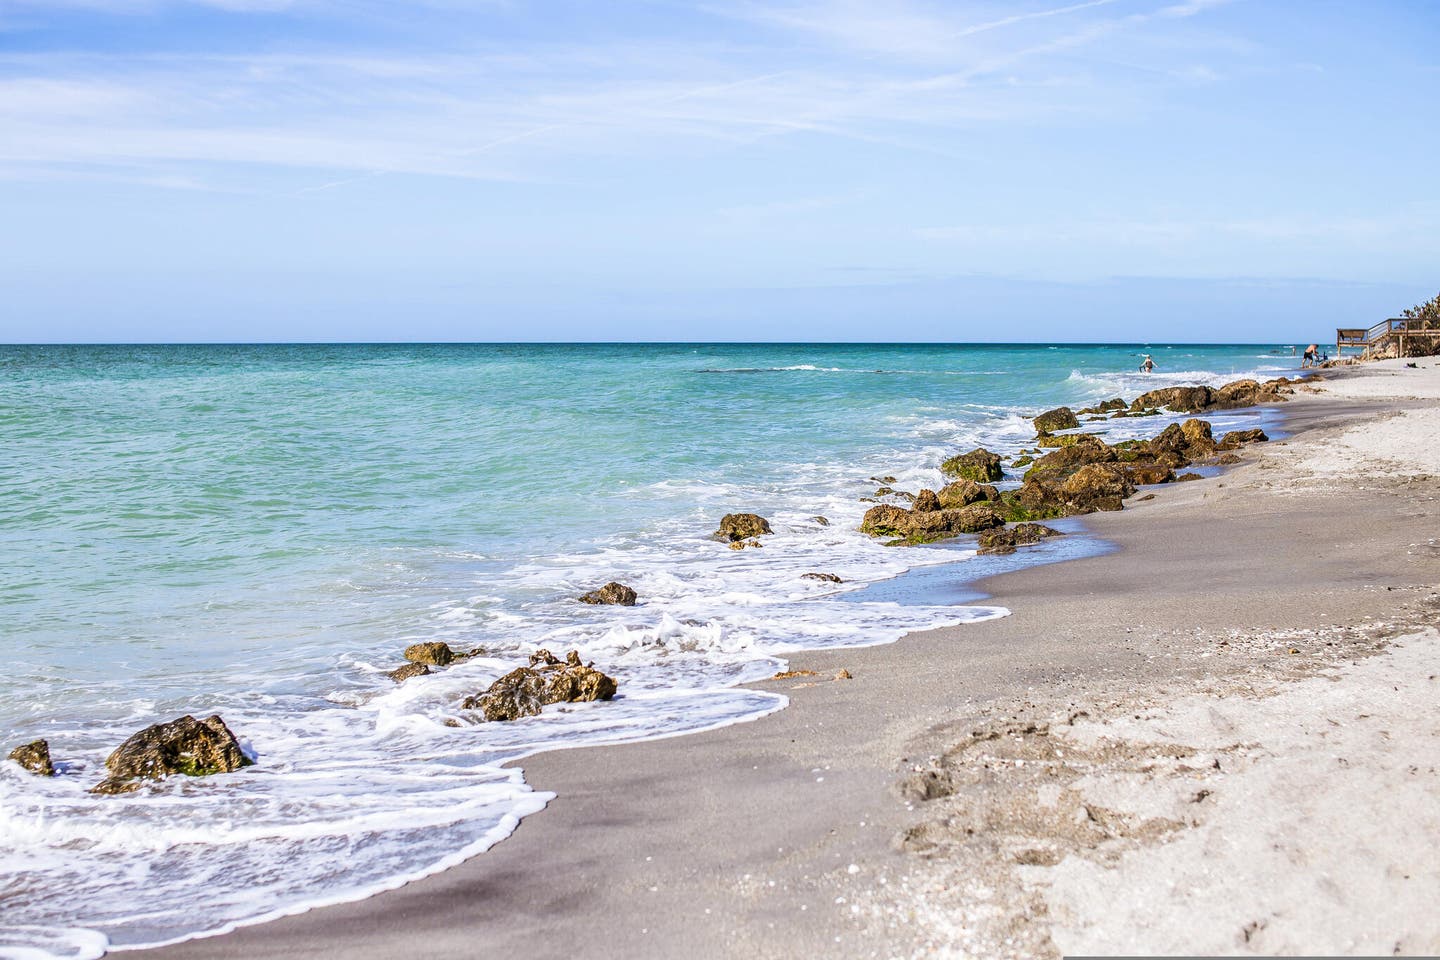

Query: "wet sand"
left=146, top=358, right=1440, bottom=959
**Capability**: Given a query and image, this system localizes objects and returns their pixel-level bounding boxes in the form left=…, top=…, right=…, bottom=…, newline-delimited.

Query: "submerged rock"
left=941, top=447, right=1004, bottom=483
left=713, top=513, right=772, bottom=542
left=811, top=516, right=830, bottom=526
left=461, top=649, right=617, bottom=722
left=404, top=642, right=458, bottom=667
left=8, top=740, right=54, bottom=777
left=1033, top=407, right=1080, bottom=434
left=977, top=523, right=1064, bottom=555
left=388, top=662, right=431, bottom=683
left=802, top=572, right=843, bottom=583
left=578, top=581, right=638, bottom=606
left=91, top=714, right=250, bottom=795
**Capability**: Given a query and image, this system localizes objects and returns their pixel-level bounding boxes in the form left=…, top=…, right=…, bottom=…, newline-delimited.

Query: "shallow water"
left=0, top=342, right=1297, bottom=958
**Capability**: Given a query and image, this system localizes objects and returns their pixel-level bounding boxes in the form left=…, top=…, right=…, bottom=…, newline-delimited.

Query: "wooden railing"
left=1337, top=318, right=1440, bottom=357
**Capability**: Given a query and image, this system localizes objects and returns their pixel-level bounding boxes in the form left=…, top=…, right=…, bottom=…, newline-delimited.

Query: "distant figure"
left=1139, top=354, right=1155, bottom=373
left=1301, top=344, right=1319, bottom=368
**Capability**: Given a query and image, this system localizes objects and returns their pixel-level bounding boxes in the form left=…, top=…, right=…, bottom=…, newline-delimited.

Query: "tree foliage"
left=1400, top=292, right=1440, bottom=329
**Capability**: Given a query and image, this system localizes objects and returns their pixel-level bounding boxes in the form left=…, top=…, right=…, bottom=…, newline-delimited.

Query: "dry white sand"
left=878, top=358, right=1440, bottom=958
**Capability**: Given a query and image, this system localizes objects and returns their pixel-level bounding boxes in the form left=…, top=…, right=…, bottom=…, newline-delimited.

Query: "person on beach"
left=1139, top=354, right=1155, bottom=373
left=1302, top=344, right=1318, bottom=368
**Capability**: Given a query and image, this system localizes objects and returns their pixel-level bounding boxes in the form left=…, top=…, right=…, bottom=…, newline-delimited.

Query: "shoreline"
left=144, top=358, right=1440, bottom=959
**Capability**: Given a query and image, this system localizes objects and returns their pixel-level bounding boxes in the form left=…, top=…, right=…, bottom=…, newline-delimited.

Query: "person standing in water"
left=1139, top=354, right=1155, bottom=373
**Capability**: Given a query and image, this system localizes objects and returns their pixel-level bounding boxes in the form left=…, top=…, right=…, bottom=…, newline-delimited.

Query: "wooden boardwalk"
left=1336, top=318, right=1440, bottom=358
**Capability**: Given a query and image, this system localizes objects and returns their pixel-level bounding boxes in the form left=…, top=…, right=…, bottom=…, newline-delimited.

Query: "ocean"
left=0, top=342, right=1297, bottom=958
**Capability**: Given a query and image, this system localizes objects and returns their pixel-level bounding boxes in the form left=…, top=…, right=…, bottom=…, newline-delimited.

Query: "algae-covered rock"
left=1035, top=432, right=1102, bottom=449
left=92, top=715, right=250, bottom=794
left=936, top=479, right=998, bottom=509
left=404, top=641, right=457, bottom=666
left=1176, top=472, right=1204, bottom=482
left=977, top=523, right=1063, bottom=555
left=941, top=447, right=1004, bottom=483
left=461, top=649, right=617, bottom=722
left=8, top=740, right=54, bottom=777
left=388, top=662, right=430, bottom=683
left=713, top=513, right=772, bottom=542
left=860, top=504, right=913, bottom=537
left=1033, top=407, right=1080, bottom=434
left=579, top=581, right=638, bottom=606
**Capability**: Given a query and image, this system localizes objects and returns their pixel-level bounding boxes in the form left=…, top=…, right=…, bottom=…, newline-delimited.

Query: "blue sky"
left=1, top=0, right=1436, bottom=342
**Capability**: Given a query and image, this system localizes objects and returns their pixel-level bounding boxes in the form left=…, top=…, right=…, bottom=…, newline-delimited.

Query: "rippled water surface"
left=0, top=342, right=1298, bottom=957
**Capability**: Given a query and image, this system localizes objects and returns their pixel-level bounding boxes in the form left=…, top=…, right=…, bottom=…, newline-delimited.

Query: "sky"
left=0, top=0, right=1436, bottom=343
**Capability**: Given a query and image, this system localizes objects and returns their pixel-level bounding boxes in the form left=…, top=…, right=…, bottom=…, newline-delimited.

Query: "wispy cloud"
left=0, top=0, right=1244, bottom=192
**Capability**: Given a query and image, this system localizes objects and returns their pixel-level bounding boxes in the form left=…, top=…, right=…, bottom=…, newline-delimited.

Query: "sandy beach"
left=144, top=357, right=1440, bottom=960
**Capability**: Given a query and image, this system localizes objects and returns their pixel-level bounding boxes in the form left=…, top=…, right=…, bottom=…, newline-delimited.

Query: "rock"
left=802, top=572, right=843, bottom=583
left=1058, top=463, right=1133, bottom=513
left=1180, top=418, right=1215, bottom=452
left=862, top=501, right=1002, bottom=542
left=940, top=447, right=1003, bottom=483
left=91, top=714, right=250, bottom=794
left=1033, top=407, right=1080, bottom=434
left=1219, top=428, right=1269, bottom=448
left=713, top=513, right=772, bottom=542
left=873, top=486, right=895, bottom=496
left=8, top=740, right=54, bottom=777
left=977, top=523, right=1064, bottom=555
left=1012, top=455, right=1034, bottom=468
left=936, top=479, right=998, bottom=509
left=404, top=642, right=457, bottom=666
left=1023, top=437, right=1116, bottom=485
left=811, top=516, right=830, bottom=526
left=860, top=504, right=913, bottom=537
left=388, top=662, right=430, bottom=683
left=1176, top=472, right=1204, bottom=482
left=1118, top=462, right=1175, bottom=485
left=728, top=538, right=763, bottom=550
left=461, top=650, right=617, bottom=722
left=1148, top=419, right=1217, bottom=464
left=869, top=475, right=898, bottom=485
left=1212, top=379, right=1261, bottom=408
left=1212, top=452, right=1243, bottom=465
left=912, top=489, right=941, bottom=513
left=1035, top=432, right=1100, bottom=449
left=578, top=581, right=638, bottom=606
left=1131, top=385, right=1214, bottom=413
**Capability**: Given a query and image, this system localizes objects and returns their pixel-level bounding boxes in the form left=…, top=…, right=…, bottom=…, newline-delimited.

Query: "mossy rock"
left=940, top=447, right=1003, bottom=483
left=1032, top=407, right=1080, bottom=433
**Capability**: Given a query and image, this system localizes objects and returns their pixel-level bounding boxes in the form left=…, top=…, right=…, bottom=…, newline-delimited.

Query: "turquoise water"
left=0, top=343, right=1297, bottom=957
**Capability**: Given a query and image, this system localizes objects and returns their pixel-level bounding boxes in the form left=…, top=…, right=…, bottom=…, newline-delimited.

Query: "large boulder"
left=8, top=740, right=53, bottom=777
left=579, top=582, right=638, bottom=606
left=713, top=513, right=772, bottom=542
left=92, top=715, right=250, bottom=795
left=940, top=447, right=1004, bottom=483
left=936, top=479, right=998, bottom=509
left=1033, top=407, right=1080, bottom=434
left=1180, top=418, right=1215, bottom=453
left=1117, top=462, right=1175, bottom=485
left=404, top=641, right=457, bottom=666
left=1148, top=418, right=1218, bottom=464
left=461, top=649, right=617, bottom=722
left=1131, top=386, right=1214, bottom=413
left=977, top=523, right=1063, bottom=555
